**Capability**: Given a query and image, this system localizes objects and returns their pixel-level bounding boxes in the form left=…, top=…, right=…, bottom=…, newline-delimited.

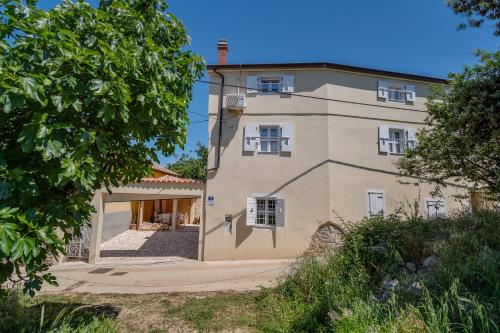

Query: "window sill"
left=257, top=151, right=280, bottom=154
left=253, top=224, right=277, bottom=229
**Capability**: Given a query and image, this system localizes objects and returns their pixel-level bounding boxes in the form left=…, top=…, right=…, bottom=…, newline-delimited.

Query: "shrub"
left=257, top=210, right=499, bottom=332
left=0, top=288, right=118, bottom=333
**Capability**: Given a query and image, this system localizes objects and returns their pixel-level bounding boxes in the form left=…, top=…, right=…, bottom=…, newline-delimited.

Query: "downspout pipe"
left=209, top=68, right=224, bottom=171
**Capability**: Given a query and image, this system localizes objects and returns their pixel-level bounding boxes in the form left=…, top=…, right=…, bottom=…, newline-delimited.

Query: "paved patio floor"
left=99, top=225, right=199, bottom=264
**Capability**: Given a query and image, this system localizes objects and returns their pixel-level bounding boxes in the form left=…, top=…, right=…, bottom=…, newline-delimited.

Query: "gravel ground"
left=100, top=225, right=199, bottom=261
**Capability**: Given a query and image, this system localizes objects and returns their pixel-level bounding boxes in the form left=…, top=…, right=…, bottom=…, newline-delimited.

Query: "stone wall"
left=308, top=221, right=345, bottom=254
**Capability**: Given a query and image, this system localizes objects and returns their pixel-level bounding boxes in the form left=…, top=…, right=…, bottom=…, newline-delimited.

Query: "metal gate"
left=66, top=224, right=92, bottom=259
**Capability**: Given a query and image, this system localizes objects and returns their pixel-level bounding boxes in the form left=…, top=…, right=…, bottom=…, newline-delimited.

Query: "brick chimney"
left=217, top=39, right=228, bottom=65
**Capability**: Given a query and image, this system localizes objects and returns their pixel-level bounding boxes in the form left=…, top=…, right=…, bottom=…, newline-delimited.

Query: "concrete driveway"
left=41, top=259, right=292, bottom=294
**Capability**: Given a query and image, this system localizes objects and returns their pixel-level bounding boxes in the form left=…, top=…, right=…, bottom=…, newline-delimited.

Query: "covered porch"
left=86, top=175, right=205, bottom=264
left=132, top=197, right=201, bottom=231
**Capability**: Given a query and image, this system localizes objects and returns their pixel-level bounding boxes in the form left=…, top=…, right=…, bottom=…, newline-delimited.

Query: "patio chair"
left=160, top=213, right=171, bottom=225
left=159, top=213, right=171, bottom=230
left=153, top=211, right=161, bottom=224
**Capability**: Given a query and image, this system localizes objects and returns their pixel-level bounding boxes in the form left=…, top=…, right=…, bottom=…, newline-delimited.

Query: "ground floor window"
left=425, top=199, right=445, bottom=218
left=256, top=198, right=277, bottom=226
left=367, top=190, right=385, bottom=216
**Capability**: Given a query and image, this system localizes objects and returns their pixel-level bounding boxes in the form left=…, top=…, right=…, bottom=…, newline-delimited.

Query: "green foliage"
left=0, top=0, right=204, bottom=294
left=257, top=211, right=500, bottom=332
left=0, top=288, right=118, bottom=333
left=398, top=51, right=500, bottom=201
left=447, top=0, right=500, bottom=35
left=168, top=142, right=207, bottom=180
left=164, top=292, right=257, bottom=331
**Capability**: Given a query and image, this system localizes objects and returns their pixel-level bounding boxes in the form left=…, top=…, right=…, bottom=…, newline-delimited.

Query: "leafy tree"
left=447, top=0, right=500, bottom=35
left=0, top=0, right=203, bottom=294
left=398, top=51, right=500, bottom=201
left=168, top=142, right=207, bottom=180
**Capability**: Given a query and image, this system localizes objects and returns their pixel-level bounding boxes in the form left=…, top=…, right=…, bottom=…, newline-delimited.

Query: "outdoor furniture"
left=153, top=211, right=161, bottom=224
left=159, top=213, right=171, bottom=225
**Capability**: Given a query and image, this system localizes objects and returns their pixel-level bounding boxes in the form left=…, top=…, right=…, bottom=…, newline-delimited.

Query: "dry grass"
left=38, top=291, right=259, bottom=332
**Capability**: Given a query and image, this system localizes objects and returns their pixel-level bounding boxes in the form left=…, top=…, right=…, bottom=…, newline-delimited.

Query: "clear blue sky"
left=41, top=0, right=498, bottom=165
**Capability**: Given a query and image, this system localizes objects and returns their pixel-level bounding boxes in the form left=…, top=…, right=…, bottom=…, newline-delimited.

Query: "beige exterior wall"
left=203, top=68, right=469, bottom=261
left=105, top=201, right=132, bottom=214
left=102, top=202, right=132, bottom=242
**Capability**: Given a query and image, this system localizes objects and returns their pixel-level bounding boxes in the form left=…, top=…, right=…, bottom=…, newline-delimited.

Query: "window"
left=379, top=126, right=417, bottom=155
left=258, top=78, right=281, bottom=92
left=259, top=126, right=279, bottom=153
left=388, top=128, right=406, bottom=154
left=387, top=83, right=405, bottom=102
left=367, top=190, right=385, bottom=216
left=256, top=198, right=277, bottom=226
left=247, top=75, right=294, bottom=93
left=426, top=199, right=445, bottom=218
left=246, top=195, right=285, bottom=227
left=378, top=81, right=415, bottom=102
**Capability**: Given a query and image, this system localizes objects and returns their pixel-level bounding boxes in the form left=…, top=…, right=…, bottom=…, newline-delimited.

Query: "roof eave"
left=206, top=62, right=448, bottom=84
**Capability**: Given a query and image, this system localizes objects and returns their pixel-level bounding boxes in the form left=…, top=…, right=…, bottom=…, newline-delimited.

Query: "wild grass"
left=164, top=291, right=258, bottom=332
left=1, top=210, right=498, bottom=332
left=256, top=210, right=499, bottom=332
left=0, top=288, right=118, bottom=333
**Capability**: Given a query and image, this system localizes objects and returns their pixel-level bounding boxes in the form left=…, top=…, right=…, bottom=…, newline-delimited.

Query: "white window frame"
left=387, top=82, right=405, bottom=102
left=366, top=189, right=386, bottom=217
left=379, top=125, right=416, bottom=155
left=255, top=197, right=277, bottom=227
left=424, top=198, right=446, bottom=218
left=388, top=128, right=407, bottom=155
left=258, top=125, right=280, bottom=153
left=258, top=77, right=282, bottom=93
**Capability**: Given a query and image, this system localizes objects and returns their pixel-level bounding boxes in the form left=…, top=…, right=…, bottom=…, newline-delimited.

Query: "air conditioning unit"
left=225, top=94, right=247, bottom=110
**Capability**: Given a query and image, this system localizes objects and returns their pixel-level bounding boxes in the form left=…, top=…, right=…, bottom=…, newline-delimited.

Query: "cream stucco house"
left=199, top=40, right=469, bottom=261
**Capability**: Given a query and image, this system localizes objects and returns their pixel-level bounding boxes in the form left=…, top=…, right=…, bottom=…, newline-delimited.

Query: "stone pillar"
left=172, top=199, right=178, bottom=230
left=138, top=201, right=144, bottom=229
left=88, top=192, right=104, bottom=264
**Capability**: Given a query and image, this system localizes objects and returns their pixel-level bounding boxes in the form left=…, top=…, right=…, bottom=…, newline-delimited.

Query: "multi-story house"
left=200, top=40, right=468, bottom=261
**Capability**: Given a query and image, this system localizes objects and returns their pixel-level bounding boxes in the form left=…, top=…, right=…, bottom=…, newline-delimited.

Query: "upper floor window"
left=379, top=125, right=417, bottom=155
left=259, top=126, right=279, bottom=153
left=387, top=83, right=405, bottom=102
left=388, top=128, right=406, bottom=154
left=243, top=122, right=294, bottom=153
left=259, top=78, right=281, bottom=93
left=246, top=75, right=295, bottom=93
left=378, top=80, right=416, bottom=102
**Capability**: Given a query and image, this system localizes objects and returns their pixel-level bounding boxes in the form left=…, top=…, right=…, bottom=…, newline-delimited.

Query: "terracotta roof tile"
left=142, top=174, right=204, bottom=185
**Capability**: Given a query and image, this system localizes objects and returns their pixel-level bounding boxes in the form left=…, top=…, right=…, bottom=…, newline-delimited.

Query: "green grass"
left=256, top=210, right=500, bottom=332
left=164, top=291, right=258, bottom=332
left=1, top=210, right=498, bottom=332
left=0, top=288, right=118, bottom=333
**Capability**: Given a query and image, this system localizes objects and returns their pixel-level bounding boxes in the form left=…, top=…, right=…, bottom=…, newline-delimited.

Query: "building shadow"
left=100, top=226, right=199, bottom=260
